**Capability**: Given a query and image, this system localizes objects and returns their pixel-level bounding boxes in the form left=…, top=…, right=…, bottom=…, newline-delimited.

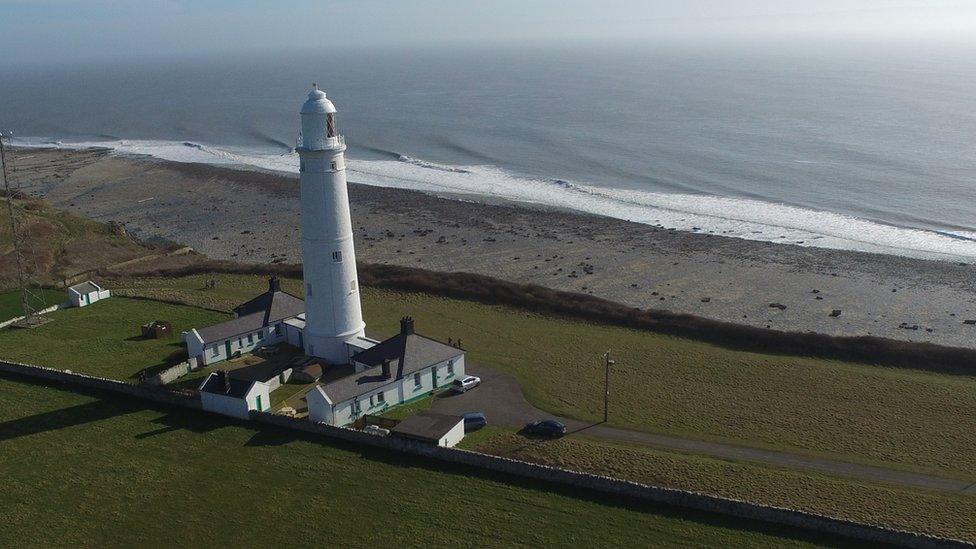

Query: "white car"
left=452, top=375, right=481, bottom=393
left=363, top=425, right=390, bottom=437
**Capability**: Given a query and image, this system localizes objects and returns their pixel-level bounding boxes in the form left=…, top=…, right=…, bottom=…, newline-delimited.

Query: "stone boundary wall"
left=0, top=302, right=68, bottom=329
left=147, top=361, right=192, bottom=386
left=0, top=359, right=967, bottom=548
left=0, top=360, right=199, bottom=409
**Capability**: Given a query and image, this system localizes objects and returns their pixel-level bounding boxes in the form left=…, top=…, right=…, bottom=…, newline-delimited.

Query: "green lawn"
left=470, top=431, right=976, bottom=542
left=0, top=289, right=66, bottom=322
left=0, top=376, right=850, bottom=548
left=103, top=274, right=976, bottom=481
left=0, top=297, right=228, bottom=380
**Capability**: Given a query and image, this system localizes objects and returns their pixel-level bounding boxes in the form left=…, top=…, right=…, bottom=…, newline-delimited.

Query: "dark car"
left=461, top=412, right=488, bottom=432
left=524, top=419, right=567, bottom=438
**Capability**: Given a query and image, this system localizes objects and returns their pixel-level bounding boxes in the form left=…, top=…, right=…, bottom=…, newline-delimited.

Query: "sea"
left=3, top=42, right=976, bottom=262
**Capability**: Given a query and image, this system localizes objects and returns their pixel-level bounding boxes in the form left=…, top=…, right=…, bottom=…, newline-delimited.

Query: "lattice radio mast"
left=0, top=131, right=41, bottom=327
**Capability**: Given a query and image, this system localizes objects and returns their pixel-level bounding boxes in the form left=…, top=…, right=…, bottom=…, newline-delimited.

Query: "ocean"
left=3, top=42, right=976, bottom=261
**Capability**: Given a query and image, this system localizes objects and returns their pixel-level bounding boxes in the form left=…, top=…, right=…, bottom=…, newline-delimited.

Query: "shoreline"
left=11, top=146, right=976, bottom=349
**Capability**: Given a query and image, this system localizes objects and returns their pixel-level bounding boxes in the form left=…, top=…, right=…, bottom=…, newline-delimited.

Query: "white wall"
left=439, top=419, right=465, bottom=448
left=200, top=392, right=250, bottom=420
left=307, top=386, right=334, bottom=424
left=196, top=323, right=290, bottom=366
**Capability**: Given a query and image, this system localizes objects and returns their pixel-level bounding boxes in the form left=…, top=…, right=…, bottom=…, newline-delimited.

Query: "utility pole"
left=0, top=132, right=36, bottom=327
left=603, top=350, right=615, bottom=423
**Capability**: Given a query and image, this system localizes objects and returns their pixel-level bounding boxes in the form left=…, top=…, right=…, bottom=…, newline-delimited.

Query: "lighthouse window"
left=350, top=279, right=357, bottom=292
left=330, top=161, right=337, bottom=170
left=332, top=251, right=342, bottom=262
left=306, top=283, right=313, bottom=296
left=326, top=113, right=336, bottom=137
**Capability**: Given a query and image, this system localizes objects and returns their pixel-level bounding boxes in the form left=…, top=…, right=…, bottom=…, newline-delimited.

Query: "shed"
left=141, top=320, right=172, bottom=339
left=198, top=370, right=271, bottom=420
left=391, top=412, right=465, bottom=447
left=68, top=281, right=110, bottom=307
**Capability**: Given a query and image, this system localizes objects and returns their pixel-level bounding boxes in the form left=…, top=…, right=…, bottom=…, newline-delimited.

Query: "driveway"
left=430, top=364, right=976, bottom=496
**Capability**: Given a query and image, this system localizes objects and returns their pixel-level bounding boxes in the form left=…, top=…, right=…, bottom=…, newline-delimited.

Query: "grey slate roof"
left=199, top=372, right=253, bottom=398
left=320, top=333, right=462, bottom=404
left=233, top=290, right=305, bottom=326
left=196, top=311, right=269, bottom=344
left=391, top=412, right=463, bottom=442
left=195, top=287, right=304, bottom=344
left=69, top=281, right=99, bottom=294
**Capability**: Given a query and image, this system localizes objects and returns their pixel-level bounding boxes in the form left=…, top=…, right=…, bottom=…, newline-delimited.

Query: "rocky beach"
left=11, top=146, right=976, bottom=349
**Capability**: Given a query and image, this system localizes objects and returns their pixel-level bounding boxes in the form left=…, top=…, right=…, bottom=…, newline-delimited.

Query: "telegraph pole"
left=603, top=350, right=615, bottom=423
left=0, top=132, right=37, bottom=326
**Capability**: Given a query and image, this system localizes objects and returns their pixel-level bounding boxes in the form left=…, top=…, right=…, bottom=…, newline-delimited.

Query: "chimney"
left=400, top=316, right=414, bottom=335
left=268, top=277, right=281, bottom=293
left=216, top=370, right=230, bottom=393
left=381, top=359, right=391, bottom=379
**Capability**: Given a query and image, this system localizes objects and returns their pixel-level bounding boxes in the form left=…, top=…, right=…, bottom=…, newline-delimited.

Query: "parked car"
left=461, top=412, right=488, bottom=432
left=524, top=419, right=567, bottom=438
left=452, top=375, right=481, bottom=393
left=363, top=425, right=390, bottom=437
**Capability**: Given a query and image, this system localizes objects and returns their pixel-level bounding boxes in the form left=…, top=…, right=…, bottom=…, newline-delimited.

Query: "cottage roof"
left=199, top=372, right=254, bottom=399
left=391, top=412, right=463, bottom=442
left=196, top=278, right=304, bottom=344
left=69, top=281, right=100, bottom=294
left=233, top=278, right=305, bottom=325
left=196, top=311, right=269, bottom=344
left=318, top=332, right=461, bottom=404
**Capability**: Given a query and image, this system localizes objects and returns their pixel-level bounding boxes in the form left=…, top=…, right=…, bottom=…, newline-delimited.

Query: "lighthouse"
left=297, top=85, right=366, bottom=363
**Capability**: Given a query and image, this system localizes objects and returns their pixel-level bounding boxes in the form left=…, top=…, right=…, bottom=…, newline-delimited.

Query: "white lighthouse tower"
left=297, top=85, right=366, bottom=363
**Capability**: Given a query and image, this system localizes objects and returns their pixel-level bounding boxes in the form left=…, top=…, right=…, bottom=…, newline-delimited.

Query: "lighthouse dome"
left=301, top=86, right=336, bottom=114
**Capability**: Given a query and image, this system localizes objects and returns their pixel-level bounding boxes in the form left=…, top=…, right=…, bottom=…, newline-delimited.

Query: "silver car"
left=452, top=375, right=481, bottom=393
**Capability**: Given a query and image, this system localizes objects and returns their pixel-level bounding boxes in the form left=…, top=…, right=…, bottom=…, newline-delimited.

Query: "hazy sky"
left=2, top=0, right=976, bottom=67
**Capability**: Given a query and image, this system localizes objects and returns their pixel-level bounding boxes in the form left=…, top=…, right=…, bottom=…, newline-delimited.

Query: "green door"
left=256, top=395, right=263, bottom=411
left=432, top=368, right=438, bottom=388
left=224, top=341, right=232, bottom=359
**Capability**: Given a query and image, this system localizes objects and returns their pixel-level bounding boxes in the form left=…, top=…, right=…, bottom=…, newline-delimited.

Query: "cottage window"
left=247, top=333, right=254, bottom=345
left=447, top=360, right=454, bottom=376
left=376, top=391, right=385, bottom=404
left=332, top=250, right=342, bottom=263
left=352, top=399, right=361, bottom=413
left=211, top=346, right=219, bottom=357
left=414, top=372, right=422, bottom=388
left=274, top=323, right=282, bottom=336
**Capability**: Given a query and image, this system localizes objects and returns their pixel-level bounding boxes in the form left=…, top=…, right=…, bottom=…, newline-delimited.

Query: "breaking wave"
left=15, top=137, right=976, bottom=263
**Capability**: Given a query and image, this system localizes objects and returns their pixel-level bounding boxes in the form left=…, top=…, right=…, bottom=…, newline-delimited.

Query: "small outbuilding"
left=391, top=412, right=465, bottom=447
left=141, top=320, right=172, bottom=339
left=68, top=281, right=110, bottom=307
left=198, top=370, right=271, bottom=420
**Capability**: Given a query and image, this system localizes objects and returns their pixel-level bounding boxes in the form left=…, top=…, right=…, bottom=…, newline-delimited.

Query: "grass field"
left=0, top=288, right=65, bottom=322
left=102, top=273, right=976, bottom=481
left=469, top=431, right=976, bottom=542
left=0, top=297, right=228, bottom=379
left=0, top=376, right=852, bottom=548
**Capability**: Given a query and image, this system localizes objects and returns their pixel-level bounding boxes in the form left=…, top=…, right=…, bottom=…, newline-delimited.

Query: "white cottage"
left=183, top=278, right=305, bottom=366
left=306, top=317, right=465, bottom=427
left=199, top=370, right=271, bottom=419
left=68, top=281, right=110, bottom=307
